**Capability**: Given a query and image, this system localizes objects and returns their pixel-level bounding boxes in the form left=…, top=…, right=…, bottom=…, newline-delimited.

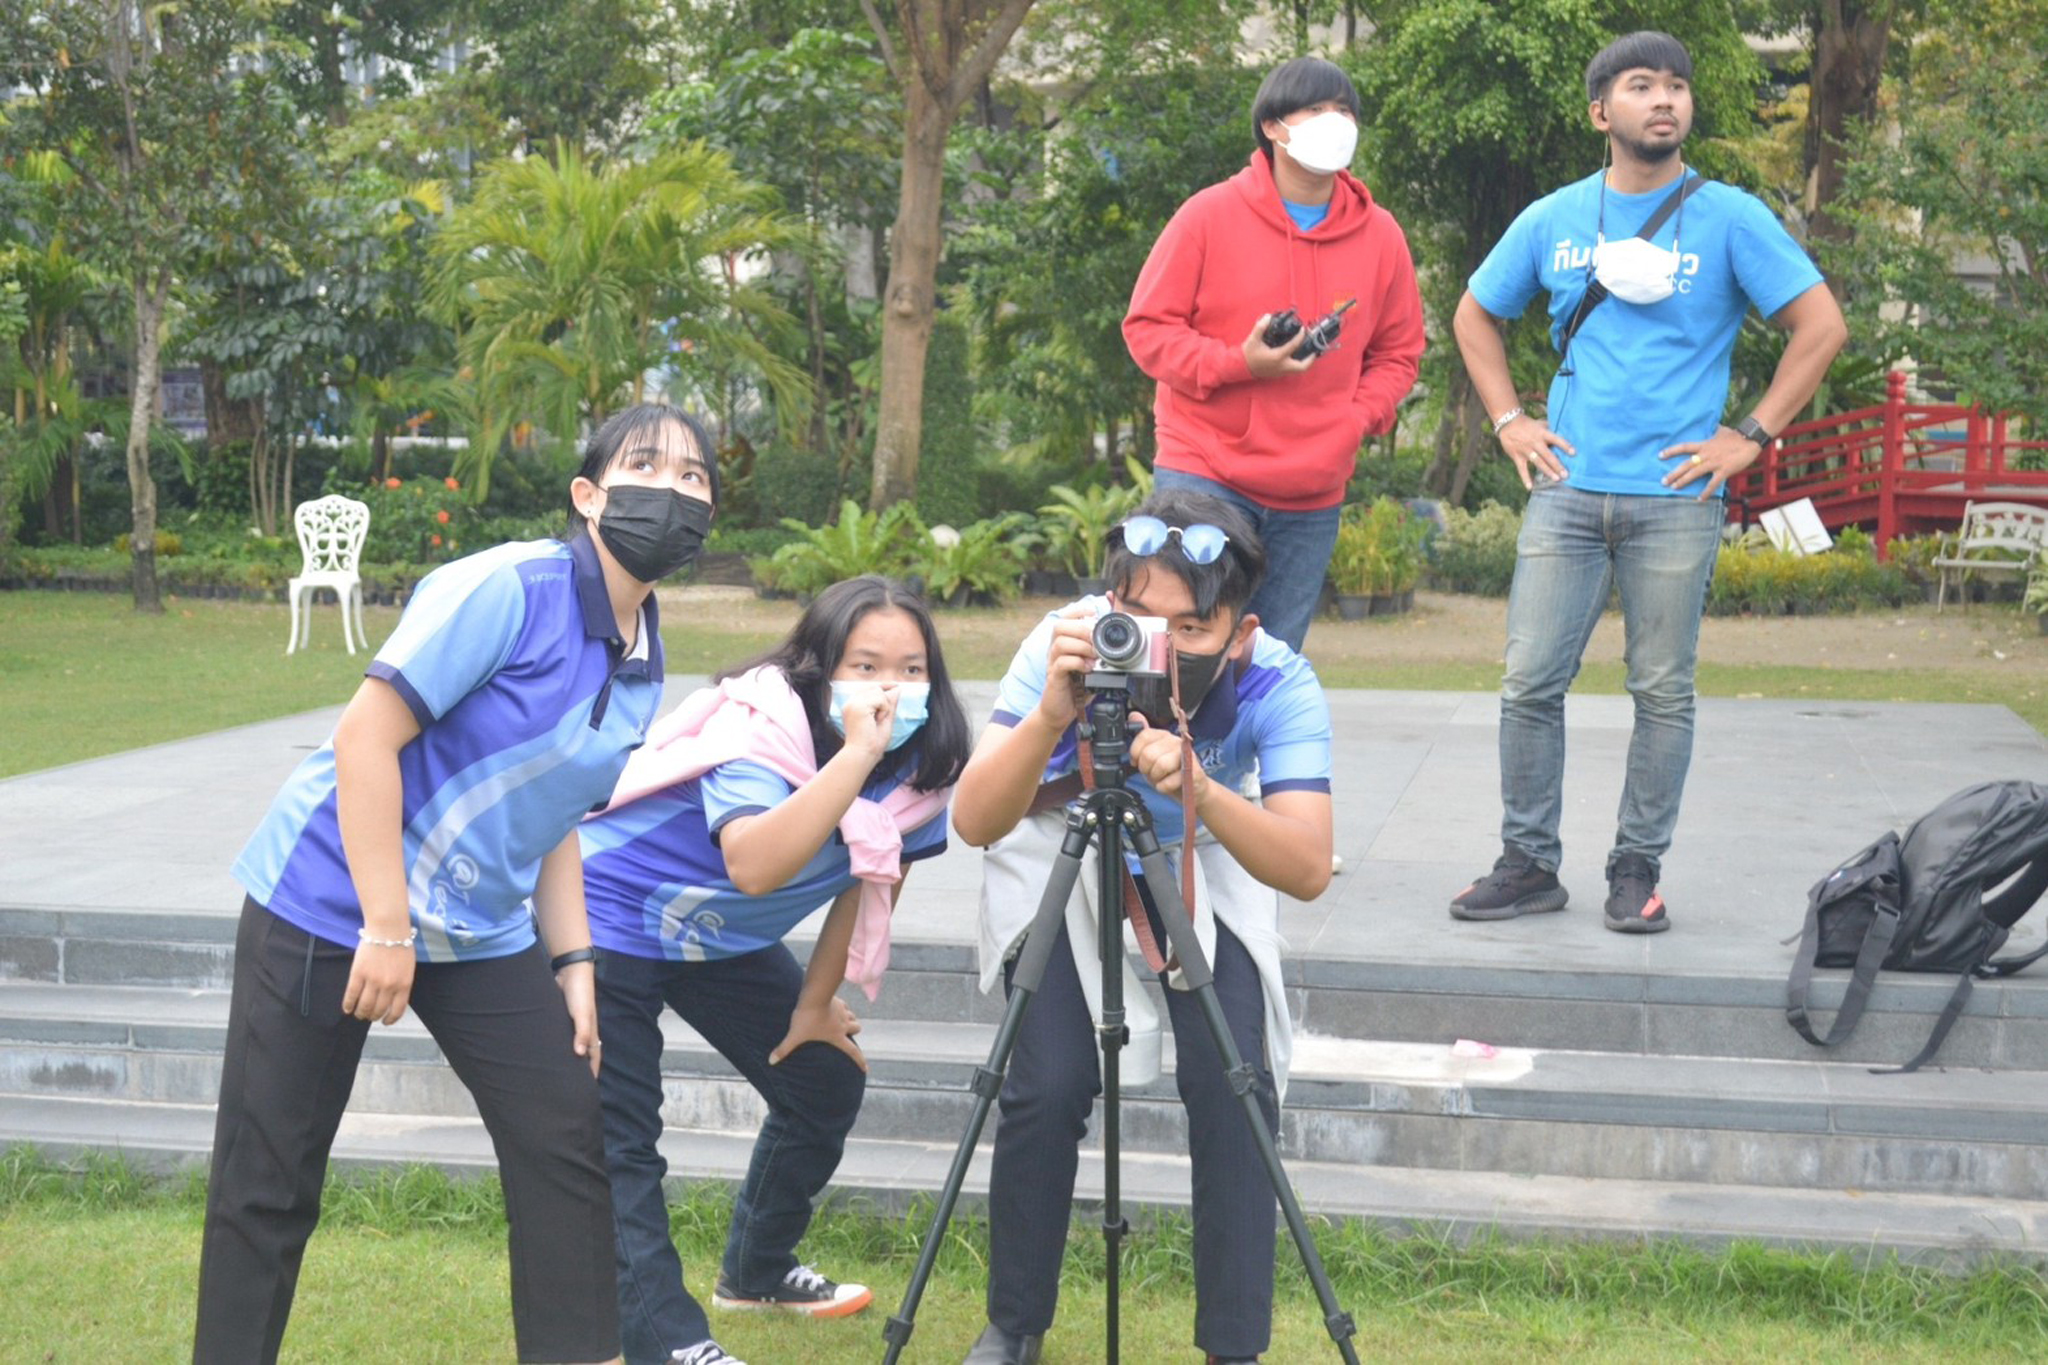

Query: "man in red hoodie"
left=1123, top=56, right=1425, bottom=651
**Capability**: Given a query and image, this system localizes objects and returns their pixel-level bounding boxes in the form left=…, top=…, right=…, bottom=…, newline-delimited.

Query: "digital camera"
left=1091, top=610, right=1171, bottom=676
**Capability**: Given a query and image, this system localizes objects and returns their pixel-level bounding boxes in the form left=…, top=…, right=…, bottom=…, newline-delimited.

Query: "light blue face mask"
left=827, top=681, right=931, bottom=751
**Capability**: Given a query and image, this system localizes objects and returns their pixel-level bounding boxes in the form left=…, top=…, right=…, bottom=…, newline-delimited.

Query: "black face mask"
left=1130, top=643, right=1231, bottom=728
left=594, top=485, right=712, bottom=583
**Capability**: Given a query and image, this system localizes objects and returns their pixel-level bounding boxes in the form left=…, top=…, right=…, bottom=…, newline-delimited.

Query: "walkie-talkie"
left=1261, top=297, right=1356, bottom=359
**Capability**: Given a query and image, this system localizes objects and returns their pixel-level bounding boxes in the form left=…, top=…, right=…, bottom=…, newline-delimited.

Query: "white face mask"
left=1592, top=234, right=1680, bottom=305
left=1279, top=110, right=1357, bottom=175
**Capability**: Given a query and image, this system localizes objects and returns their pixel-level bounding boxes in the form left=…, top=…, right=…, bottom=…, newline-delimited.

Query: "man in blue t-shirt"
left=1449, top=31, right=1846, bottom=934
left=952, top=489, right=1333, bottom=1365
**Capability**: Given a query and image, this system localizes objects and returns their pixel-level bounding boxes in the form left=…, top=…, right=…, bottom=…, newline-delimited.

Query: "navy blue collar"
left=568, top=533, right=664, bottom=682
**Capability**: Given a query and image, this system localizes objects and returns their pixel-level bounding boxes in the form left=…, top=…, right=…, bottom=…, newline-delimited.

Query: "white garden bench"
left=1933, top=500, right=2048, bottom=610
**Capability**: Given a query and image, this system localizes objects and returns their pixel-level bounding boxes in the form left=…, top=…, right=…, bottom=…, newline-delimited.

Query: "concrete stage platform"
left=5, top=683, right=2048, bottom=1263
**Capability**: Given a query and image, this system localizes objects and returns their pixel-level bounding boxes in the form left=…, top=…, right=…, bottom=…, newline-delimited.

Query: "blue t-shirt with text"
left=1467, top=170, right=1823, bottom=497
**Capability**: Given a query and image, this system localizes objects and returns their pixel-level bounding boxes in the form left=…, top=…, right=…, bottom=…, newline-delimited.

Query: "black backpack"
left=1785, top=780, right=2048, bottom=1072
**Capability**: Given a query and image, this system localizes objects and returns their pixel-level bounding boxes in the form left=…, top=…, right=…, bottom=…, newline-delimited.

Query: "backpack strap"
left=1785, top=875, right=1901, bottom=1048
left=1873, top=961, right=1979, bottom=1075
left=1557, top=173, right=1704, bottom=375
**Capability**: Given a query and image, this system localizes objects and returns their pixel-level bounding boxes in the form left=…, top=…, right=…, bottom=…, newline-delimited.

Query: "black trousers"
left=984, top=915, right=1279, bottom=1358
left=193, top=899, right=619, bottom=1363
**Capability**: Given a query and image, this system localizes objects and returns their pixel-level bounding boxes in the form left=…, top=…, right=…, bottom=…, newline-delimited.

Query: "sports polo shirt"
left=579, top=757, right=949, bottom=962
left=234, top=534, right=665, bottom=961
left=1468, top=170, right=1823, bottom=497
left=988, top=597, right=1332, bottom=847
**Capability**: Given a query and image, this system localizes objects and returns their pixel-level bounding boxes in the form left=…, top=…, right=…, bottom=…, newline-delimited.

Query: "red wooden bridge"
left=1724, top=370, right=2048, bottom=553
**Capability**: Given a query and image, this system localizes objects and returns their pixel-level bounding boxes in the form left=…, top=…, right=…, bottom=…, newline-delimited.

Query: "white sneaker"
left=672, top=1341, right=747, bottom=1365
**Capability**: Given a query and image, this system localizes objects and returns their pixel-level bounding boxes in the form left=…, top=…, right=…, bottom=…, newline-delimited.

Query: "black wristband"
left=549, top=946, right=596, bottom=973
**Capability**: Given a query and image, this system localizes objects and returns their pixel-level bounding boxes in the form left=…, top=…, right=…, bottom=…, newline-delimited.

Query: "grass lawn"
left=4, top=1152, right=2043, bottom=1362
left=3, top=588, right=2043, bottom=778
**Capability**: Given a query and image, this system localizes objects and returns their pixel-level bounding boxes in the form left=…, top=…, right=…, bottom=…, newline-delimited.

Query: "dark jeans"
left=984, top=915, right=1279, bottom=1359
left=194, top=899, right=617, bottom=1364
left=596, top=944, right=867, bottom=1364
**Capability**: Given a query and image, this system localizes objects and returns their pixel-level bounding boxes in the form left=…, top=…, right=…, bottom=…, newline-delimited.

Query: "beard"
left=1613, top=125, right=1685, bottom=164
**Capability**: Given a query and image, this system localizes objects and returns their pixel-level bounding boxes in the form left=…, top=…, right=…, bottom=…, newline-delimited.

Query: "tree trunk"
left=1422, top=363, right=1474, bottom=497
left=201, top=357, right=258, bottom=449
left=127, top=271, right=169, bottom=614
left=1807, top=0, right=1894, bottom=247
left=869, top=91, right=950, bottom=510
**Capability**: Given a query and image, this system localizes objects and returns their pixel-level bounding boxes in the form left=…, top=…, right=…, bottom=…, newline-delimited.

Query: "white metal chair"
left=287, top=494, right=371, bottom=654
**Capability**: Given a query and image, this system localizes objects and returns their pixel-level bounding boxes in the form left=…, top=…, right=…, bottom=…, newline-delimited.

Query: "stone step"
left=8, top=1091, right=2044, bottom=1271
left=6, top=981, right=2046, bottom=1200
left=7, top=905, right=2046, bottom=1068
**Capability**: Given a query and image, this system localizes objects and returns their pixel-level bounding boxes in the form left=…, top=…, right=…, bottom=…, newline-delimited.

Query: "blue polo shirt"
left=1468, top=171, right=1824, bottom=497
left=988, top=597, right=1332, bottom=846
left=580, top=755, right=949, bottom=962
left=233, top=534, right=665, bottom=962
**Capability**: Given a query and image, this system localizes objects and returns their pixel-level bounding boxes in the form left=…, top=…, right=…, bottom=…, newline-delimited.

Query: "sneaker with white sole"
left=710, top=1264, right=872, bottom=1318
left=672, top=1341, right=746, bottom=1365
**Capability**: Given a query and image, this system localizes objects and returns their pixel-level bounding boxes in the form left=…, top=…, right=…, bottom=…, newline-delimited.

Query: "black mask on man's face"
left=594, top=486, right=712, bottom=583
left=1130, top=642, right=1232, bottom=728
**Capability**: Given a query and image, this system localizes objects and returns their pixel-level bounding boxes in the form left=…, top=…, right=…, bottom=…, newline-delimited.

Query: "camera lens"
left=1092, top=611, right=1145, bottom=669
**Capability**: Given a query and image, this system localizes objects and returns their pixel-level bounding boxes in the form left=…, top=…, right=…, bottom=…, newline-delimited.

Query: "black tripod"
left=880, top=679, right=1360, bottom=1364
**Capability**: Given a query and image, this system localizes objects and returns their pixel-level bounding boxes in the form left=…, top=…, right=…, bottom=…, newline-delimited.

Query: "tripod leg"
left=881, top=807, right=1097, bottom=1365
left=1130, top=838, right=1362, bottom=1365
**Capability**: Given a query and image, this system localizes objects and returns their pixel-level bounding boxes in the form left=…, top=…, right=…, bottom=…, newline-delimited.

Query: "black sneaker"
left=1449, top=853, right=1569, bottom=920
left=711, top=1263, right=872, bottom=1318
left=1603, top=853, right=1670, bottom=934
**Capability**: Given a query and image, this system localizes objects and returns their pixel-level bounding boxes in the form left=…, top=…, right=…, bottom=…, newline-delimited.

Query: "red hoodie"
left=1123, top=152, right=1425, bottom=511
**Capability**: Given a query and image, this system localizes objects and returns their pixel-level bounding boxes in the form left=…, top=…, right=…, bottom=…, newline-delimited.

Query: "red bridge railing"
left=1723, top=370, right=2048, bottom=553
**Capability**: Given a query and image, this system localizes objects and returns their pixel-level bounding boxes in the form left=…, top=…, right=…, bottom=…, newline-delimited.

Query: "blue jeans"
left=1150, top=466, right=1341, bottom=652
left=1499, top=485, right=1723, bottom=879
left=595, top=945, right=866, bottom=1364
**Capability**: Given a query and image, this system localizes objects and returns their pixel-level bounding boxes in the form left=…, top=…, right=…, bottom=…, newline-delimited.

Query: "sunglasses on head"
left=1119, top=515, right=1230, bottom=565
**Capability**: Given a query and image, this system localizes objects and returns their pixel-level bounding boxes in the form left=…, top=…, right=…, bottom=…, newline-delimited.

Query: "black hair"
left=1251, top=57, right=1361, bottom=159
left=716, top=575, right=971, bottom=794
left=564, top=402, right=720, bottom=537
left=1584, top=31, right=1692, bottom=102
left=1103, top=489, right=1266, bottom=621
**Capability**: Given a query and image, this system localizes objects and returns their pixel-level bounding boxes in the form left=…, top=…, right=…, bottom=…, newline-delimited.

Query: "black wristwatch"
left=1734, top=414, right=1775, bottom=447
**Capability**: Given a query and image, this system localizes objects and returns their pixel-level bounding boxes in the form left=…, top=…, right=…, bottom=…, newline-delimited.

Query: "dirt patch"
left=661, top=585, right=2048, bottom=675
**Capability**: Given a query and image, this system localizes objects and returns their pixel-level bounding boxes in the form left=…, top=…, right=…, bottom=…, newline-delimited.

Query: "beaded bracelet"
left=359, top=927, right=418, bottom=949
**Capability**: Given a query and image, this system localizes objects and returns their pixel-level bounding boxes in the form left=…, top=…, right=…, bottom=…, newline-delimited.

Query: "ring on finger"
left=1689, top=454, right=1703, bottom=466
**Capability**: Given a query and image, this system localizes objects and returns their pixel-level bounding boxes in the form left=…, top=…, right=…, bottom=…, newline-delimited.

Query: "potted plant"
left=911, top=514, right=1032, bottom=608
left=1327, top=509, right=1384, bottom=620
left=1038, top=481, right=1139, bottom=595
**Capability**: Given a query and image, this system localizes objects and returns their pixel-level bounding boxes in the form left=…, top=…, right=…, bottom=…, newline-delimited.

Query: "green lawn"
left=4, top=1152, right=2042, bottom=1362
left=3, top=590, right=2042, bottom=778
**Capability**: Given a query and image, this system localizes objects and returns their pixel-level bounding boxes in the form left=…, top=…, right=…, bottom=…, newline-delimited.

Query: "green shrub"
left=1430, top=500, right=1522, bottom=595
left=112, top=530, right=184, bottom=557
left=752, top=498, right=922, bottom=598
left=1706, top=542, right=1911, bottom=615
left=909, top=513, right=1033, bottom=606
left=345, top=475, right=475, bottom=565
left=750, top=440, right=844, bottom=530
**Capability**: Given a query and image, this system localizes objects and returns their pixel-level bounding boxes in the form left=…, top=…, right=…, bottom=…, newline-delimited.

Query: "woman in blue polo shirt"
left=577, top=576, right=971, bottom=1365
left=194, top=403, right=718, bottom=1365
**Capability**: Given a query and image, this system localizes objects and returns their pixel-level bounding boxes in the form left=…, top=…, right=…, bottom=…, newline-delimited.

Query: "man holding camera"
left=1124, top=56, right=1425, bottom=651
left=1449, top=31, right=1846, bottom=933
left=951, top=489, right=1334, bottom=1364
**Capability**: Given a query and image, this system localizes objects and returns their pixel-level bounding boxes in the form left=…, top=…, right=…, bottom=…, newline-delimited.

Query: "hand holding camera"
left=1263, top=296, right=1356, bottom=359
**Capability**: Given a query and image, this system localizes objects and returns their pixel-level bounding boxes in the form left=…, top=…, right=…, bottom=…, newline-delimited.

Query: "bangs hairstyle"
left=564, top=403, right=720, bottom=537
left=1251, top=57, right=1360, bottom=159
left=1104, top=489, right=1266, bottom=621
left=1584, top=30, right=1692, bottom=102
left=717, top=575, right=971, bottom=794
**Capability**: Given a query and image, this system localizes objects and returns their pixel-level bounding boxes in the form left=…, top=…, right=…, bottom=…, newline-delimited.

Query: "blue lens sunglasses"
left=1119, top=515, right=1230, bottom=565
